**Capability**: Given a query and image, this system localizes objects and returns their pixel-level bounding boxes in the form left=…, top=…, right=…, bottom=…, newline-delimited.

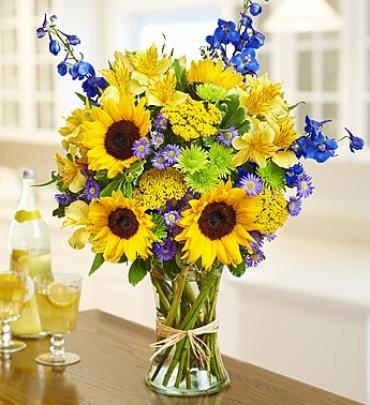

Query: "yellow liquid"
left=10, top=251, right=51, bottom=336
left=0, top=275, right=24, bottom=321
left=35, top=287, right=81, bottom=334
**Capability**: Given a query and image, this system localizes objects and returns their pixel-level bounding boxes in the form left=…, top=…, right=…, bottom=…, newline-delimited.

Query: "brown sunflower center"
left=105, top=120, right=140, bottom=160
left=108, top=208, right=139, bottom=239
left=198, top=202, right=236, bottom=240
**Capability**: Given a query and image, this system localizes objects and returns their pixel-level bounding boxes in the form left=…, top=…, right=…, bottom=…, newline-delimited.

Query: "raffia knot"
left=149, top=319, right=219, bottom=364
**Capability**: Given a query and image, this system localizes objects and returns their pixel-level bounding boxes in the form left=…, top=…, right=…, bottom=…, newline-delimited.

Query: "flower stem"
left=165, top=266, right=188, bottom=327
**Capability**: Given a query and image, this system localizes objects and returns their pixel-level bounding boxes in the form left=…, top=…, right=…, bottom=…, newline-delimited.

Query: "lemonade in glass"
left=34, top=273, right=82, bottom=366
left=0, top=271, right=26, bottom=354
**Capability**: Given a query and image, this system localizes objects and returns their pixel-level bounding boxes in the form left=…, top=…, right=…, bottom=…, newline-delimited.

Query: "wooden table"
left=0, top=310, right=361, bottom=405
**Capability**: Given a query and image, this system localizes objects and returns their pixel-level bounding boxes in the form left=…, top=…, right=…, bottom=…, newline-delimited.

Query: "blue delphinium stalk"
left=35, top=14, right=107, bottom=103
left=203, top=0, right=268, bottom=75
left=285, top=163, right=304, bottom=187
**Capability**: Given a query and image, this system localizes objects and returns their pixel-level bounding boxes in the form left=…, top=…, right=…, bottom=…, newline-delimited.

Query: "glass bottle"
left=9, top=169, right=52, bottom=338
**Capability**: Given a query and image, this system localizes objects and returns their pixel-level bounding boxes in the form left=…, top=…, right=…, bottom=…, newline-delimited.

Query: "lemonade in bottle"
left=9, top=169, right=52, bottom=338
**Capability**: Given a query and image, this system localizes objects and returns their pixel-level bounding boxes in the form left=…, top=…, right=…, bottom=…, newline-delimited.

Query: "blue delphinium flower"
left=132, top=138, right=150, bottom=159
left=285, top=163, right=304, bottom=187
left=153, top=239, right=176, bottom=261
left=287, top=197, right=302, bottom=217
left=82, top=76, right=108, bottom=99
left=84, top=180, right=101, bottom=201
left=214, top=19, right=241, bottom=45
left=296, top=173, right=314, bottom=198
left=295, top=115, right=338, bottom=163
left=70, top=61, right=95, bottom=80
left=163, top=211, right=180, bottom=227
left=344, top=128, right=364, bottom=153
left=55, top=193, right=71, bottom=205
left=49, top=38, right=61, bottom=55
left=217, top=127, right=238, bottom=147
left=250, top=2, right=263, bottom=16
left=57, top=60, right=68, bottom=76
left=239, top=173, right=263, bottom=196
left=230, top=48, right=259, bottom=75
left=152, top=151, right=168, bottom=170
left=163, top=144, right=180, bottom=165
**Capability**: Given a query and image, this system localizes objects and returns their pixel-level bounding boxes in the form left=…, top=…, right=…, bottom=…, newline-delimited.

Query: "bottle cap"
left=22, top=169, right=35, bottom=179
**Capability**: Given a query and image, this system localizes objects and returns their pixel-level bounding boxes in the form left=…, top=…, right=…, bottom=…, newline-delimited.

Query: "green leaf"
left=229, top=262, right=246, bottom=278
left=237, top=120, right=251, bottom=135
left=33, top=172, right=58, bottom=188
left=163, top=259, right=182, bottom=280
left=173, top=59, right=187, bottom=90
left=89, top=253, right=105, bottom=276
left=125, top=160, right=145, bottom=183
left=75, top=92, right=87, bottom=104
left=128, top=258, right=150, bottom=286
left=100, top=177, right=123, bottom=197
left=288, top=101, right=305, bottom=111
left=151, top=213, right=168, bottom=240
left=121, top=182, right=133, bottom=198
left=94, top=170, right=108, bottom=181
left=257, top=161, right=285, bottom=190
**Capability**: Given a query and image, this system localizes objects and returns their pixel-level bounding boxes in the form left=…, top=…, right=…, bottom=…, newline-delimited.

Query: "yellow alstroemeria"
left=58, top=102, right=93, bottom=157
left=239, top=74, right=286, bottom=117
left=232, top=120, right=278, bottom=168
left=147, top=71, right=187, bottom=106
left=269, top=114, right=300, bottom=168
left=128, top=43, right=172, bottom=83
left=62, top=201, right=91, bottom=250
left=100, top=51, right=145, bottom=96
left=55, top=153, right=86, bottom=193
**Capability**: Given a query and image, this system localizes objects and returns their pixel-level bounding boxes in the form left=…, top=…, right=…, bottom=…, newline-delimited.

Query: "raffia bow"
left=150, top=319, right=219, bottom=364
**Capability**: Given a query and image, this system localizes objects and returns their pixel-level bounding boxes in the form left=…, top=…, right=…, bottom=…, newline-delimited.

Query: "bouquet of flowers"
left=36, top=0, right=363, bottom=396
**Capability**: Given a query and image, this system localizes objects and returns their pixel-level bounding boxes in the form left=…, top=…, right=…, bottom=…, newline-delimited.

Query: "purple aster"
left=249, top=231, right=265, bottom=249
left=217, top=127, right=238, bottom=146
left=132, top=138, right=150, bottom=159
left=55, top=193, right=71, bottom=205
left=153, top=239, right=176, bottom=261
left=163, top=211, right=180, bottom=226
left=296, top=174, right=314, bottom=198
left=84, top=180, right=101, bottom=201
left=152, top=151, right=168, bottom=170
left=287, top=197, right=302, bottom=217
left=163, top=144, right=180, bottom=165
left=150, top=131, right=164, bottom=149
left=154, top=113, right=169, bottom=132
left=245, top=250, right=264, bottom=268
left=239, top=173, right=263, bottom=196
left=266, top=233, right=277, bottom=242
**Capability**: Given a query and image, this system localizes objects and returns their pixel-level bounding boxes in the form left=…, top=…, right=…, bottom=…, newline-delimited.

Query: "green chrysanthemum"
left=256, top=161, right=285, bottom=190
left=209, top=143, right=234, bottom=178
left=196, top=83, right=229, bottom=103
left=185, top=166, right=220, bottom=193
left=176, top=145, right=208, bottom=174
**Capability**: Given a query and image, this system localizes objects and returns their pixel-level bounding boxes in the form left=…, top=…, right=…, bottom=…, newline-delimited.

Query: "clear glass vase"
left=146, top=264, right=230, bottom=397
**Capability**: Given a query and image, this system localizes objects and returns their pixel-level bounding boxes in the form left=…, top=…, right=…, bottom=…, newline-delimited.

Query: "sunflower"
left=176, top=181, right=262, bottom=269
left=187, top=60, right=243, bottom=90
left=82, top=94, right=150, bottom=178
left=88, top=191, right=156, bottom=263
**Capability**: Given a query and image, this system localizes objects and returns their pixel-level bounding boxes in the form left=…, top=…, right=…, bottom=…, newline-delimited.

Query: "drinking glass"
left=0, top=271, right=26, bottom=354
left=33, top=273, right=82, bottom=366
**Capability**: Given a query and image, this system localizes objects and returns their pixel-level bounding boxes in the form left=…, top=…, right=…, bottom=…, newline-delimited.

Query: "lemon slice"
left=0, top=274, right=19, bottom=283
left=47, top=282, right=76, bottom=307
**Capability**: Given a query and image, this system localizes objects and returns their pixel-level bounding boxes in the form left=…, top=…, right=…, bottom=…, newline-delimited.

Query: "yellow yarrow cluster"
left=254, top=188, right=288, bottom=234
left=133, top=168, right=187, bottom=210
left=162, top=99, right=221, bottom=141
